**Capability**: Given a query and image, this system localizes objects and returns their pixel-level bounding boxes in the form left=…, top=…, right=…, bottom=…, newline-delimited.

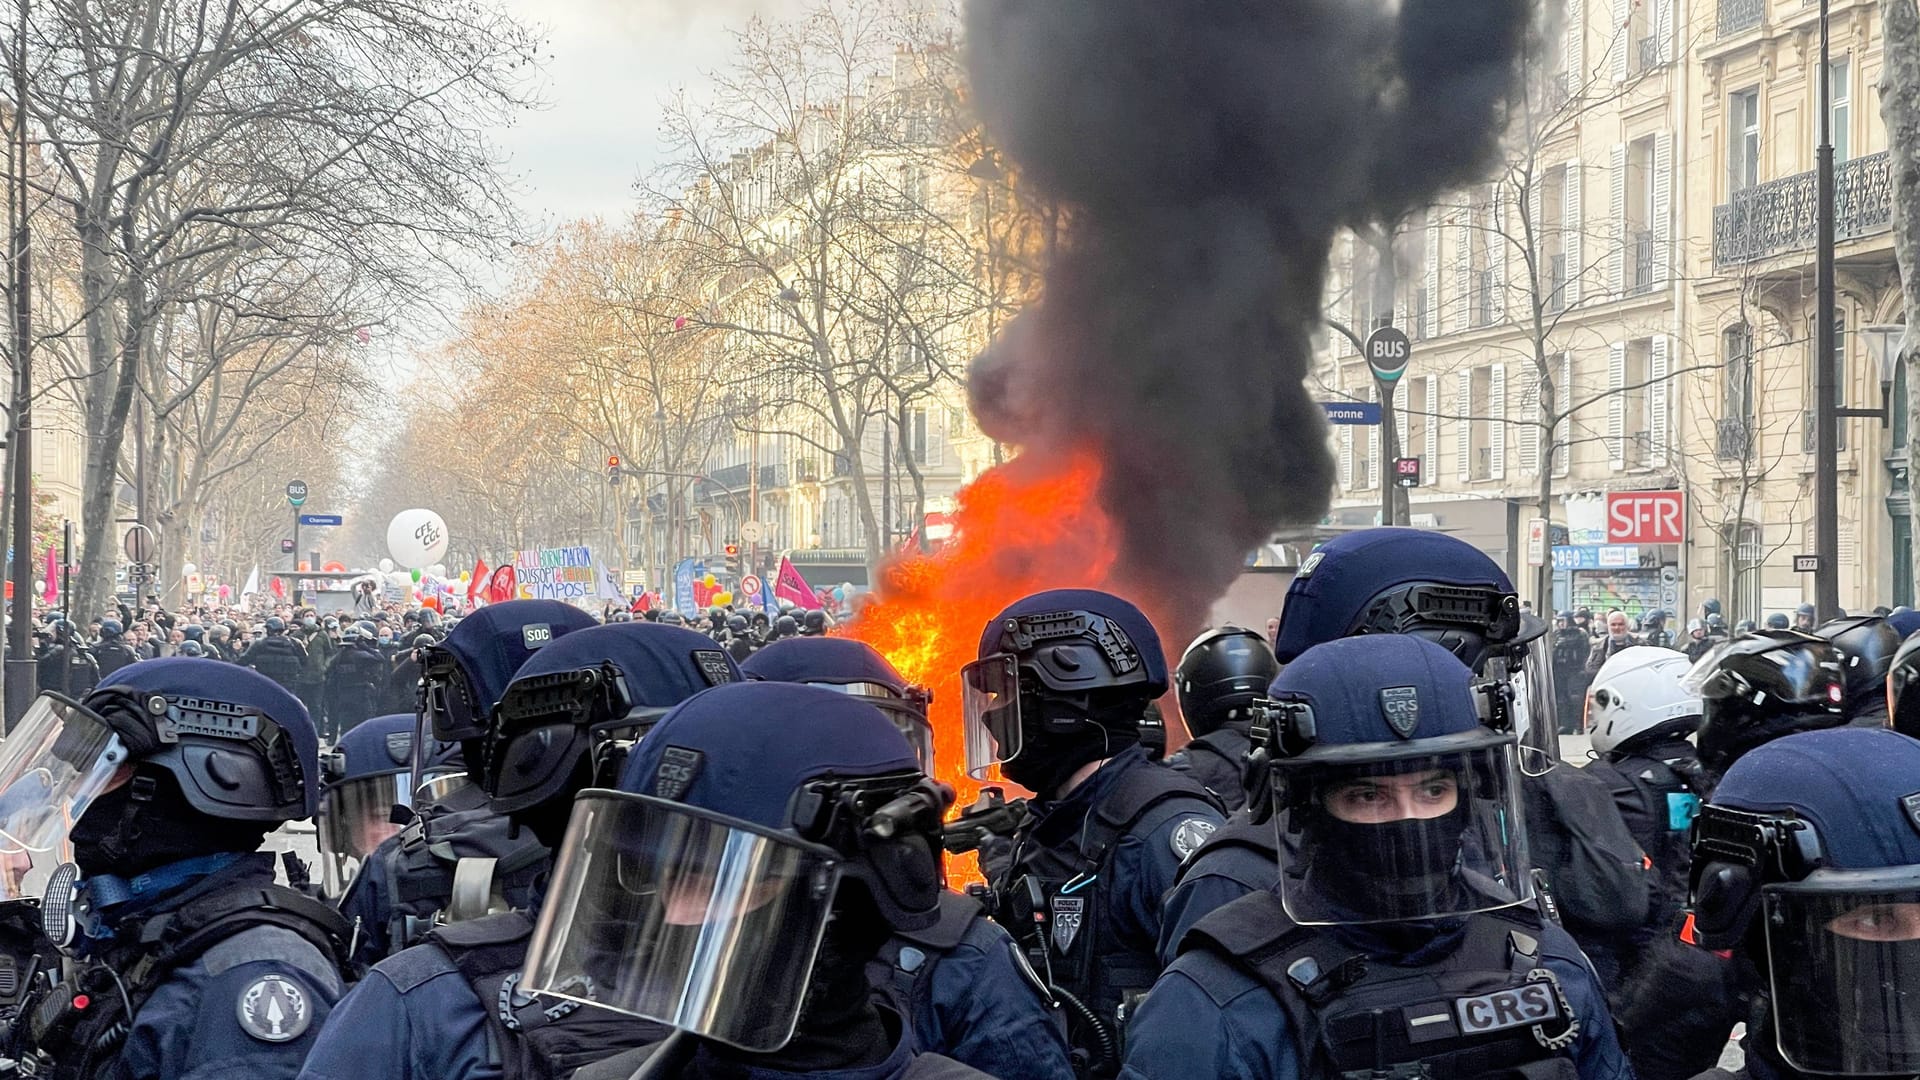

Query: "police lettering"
left=1453, top=983, right=1559, bottom=1034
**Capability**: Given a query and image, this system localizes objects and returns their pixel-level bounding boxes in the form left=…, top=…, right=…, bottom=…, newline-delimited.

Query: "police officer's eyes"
left=1828, top=902, right=1920, bottom=942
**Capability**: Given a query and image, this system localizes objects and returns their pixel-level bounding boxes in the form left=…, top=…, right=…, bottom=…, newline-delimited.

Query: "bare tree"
left=1881, top=0, right=1920, bottom=589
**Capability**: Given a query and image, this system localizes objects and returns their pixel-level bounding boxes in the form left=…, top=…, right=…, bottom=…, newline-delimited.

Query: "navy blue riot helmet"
left=1271, top=527, right=1558, bottom=774
left=1255, top=634, right=1533, bottom=925
left=419, top=600, right=600, bottom=745
left=0, top=660, right=319, bottom=888
left=520, top=682, right=952, bottom=1053
left=1766, top=613, right=1791, bottom=630
left=1686, top=727, right=1920, bottom=1076
left=482, top=623, right=741, bottom=829
left=742, top=637, right=934, bottom=770
left=963, top=588, right=1166, bottom=793
left=315, top=713, right=464, bottom=899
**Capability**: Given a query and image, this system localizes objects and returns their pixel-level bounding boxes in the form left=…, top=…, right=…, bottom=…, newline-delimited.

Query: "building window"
left=1829, top=58, right=1851, bottom=164
left=1895, top=357, right=1910, bottom=451
left=1469, top=366, right=1492, bottom=479
left=1726, top=521, right=1764, bottom=625
left=1720, top=323, right=1755, bottom=459
left=1730, top=88, right=1761, bottom=193
left=1542, top=166, right=1567, bottom=312
left=1629, top=136, right=1657, bottom=293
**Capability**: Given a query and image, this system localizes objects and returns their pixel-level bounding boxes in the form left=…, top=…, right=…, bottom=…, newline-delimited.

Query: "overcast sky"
left=496, top=0, right=791, bottom=228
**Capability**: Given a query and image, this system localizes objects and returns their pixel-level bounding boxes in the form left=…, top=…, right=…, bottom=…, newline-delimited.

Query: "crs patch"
left=236, top=974, right=313, bottom=1043
left=1050, top=895, right=1084, bottom=954
left=1904, top=791, right=1920, bottom=839
left=1297, top=551, right=1326, bottom=578
left=1450, top=969, right=1579, bottom=1050
left=651, top=746, right=706, bottom=801
left=1169, top=817, right=1217, bottom=861
left=522, top=623, right=553, bottom=649
left=693, top=650, right=738, bottom=686
left=1380, top=686, right=1420, bottom=738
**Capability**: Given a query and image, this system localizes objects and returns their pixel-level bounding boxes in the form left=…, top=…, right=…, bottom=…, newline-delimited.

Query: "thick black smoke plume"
left=965, top=0, right=1532, bottom=633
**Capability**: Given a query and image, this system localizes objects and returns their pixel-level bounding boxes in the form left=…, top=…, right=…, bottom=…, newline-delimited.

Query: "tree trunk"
left=1883, top=0, right=1920, bottom=593
left=74, top=255, right=146, bottom=625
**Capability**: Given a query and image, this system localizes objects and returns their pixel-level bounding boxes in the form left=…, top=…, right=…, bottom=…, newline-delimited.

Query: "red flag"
left=41, top=548, right=56, bottom=603
left=774, top=557, right=822, bottom=610
left=468, top=559, right=489, bottom=606
left=269, top=575, right=286, bottom=599
left=487, top=564, right=517, bottom=604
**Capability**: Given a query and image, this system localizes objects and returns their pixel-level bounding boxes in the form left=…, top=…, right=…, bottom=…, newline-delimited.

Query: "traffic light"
left=724, top=542, right=741, bottom=575
left=607, top=455, right=621, bottom=485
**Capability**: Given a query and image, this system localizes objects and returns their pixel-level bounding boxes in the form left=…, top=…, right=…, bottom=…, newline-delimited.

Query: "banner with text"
left=513, top=546, right=598, bottom=601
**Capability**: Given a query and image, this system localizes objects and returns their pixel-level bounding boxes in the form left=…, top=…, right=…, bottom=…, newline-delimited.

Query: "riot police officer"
left=1810, top=614, right=1899, bottom=725
left=1162, top=626, right=1280, bottom=812
left=1792, top=601, right=1818, bottom=632
left=242, top=615, right=311, bottom=694
left=92, top=618, right=140, bottom=678
left=322, top=623, right=391, bottom=742
left=1765, top=612, right=1790, bottom=631
left=1551, top=610, right=1591, bottom=735
left=741, top=636, right=1073, bottom=1080
left=315, top=713, right=466, bottom=903
left=36, top=619, right=99, bottom=697
left=1684, top=629, right=1847, bottom=785
left=1641, top=608, right=1674, bottom=649
left=0, top=660, right=350, bottom=1078
left=299, top=621, right=740, bottom=1079
left=1122, top=635, right=1632, bottom=1080
left=963, top=588, right=1224, bottom=1074
left=333, top=600, right=597, bottom=966
left=1160, top=528, right=1645, bottom=972
left=520, top=682, right=993, bottom=1080
left=1683, top=726, right=1920, bottom=1080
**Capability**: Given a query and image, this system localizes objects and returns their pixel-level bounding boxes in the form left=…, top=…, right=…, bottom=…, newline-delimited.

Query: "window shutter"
left=1490, top=192, right=1507, bottom=321
left=1520, top=370, right=1541, bottom=473
left=1564, top=158, right=1584, bottom=306
left=1652, top=131, right=1673, bottom=287
left=1611, top=0, right=1629, bottom=82
left=1650, top=334, right=1670, bottom=465
left=1608, top=342, right=1627, bottom=468
left=1341, top=421, right=1354, bottom=489
left=1457, top=371, right=1472, bottom=481
left=1567, top=0, right=1585, bottom=86
left=1656, top=0, right=1675, bottom=65
left=1491, top=364, right=1508, bottom=479
left=1609, top=143, right=1628, bottom=296
left=1453, top=211, right=1471, bottom=333
left=1556, top=352, right=1574, bottom=477
left=1425, top=375, right=1440, bottom=467
left=1425, top=209, right=1442, bottom=339
left=1368, top=384, right=1381, bottom=489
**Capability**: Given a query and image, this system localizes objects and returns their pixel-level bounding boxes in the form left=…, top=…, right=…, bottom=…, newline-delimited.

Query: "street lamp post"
left=1814, top=0, right=1841, bottom=620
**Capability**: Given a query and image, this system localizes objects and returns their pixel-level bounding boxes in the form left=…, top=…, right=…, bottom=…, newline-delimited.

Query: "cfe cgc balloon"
left=385, top=509, right=449, bottom=569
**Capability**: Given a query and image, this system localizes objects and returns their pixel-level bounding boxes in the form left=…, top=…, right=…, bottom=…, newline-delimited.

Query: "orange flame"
left=847, top=451, right=1121, bottom=881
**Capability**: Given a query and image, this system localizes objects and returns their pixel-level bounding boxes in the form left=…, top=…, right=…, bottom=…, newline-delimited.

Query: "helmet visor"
left=316, top=772, right=410, bottom=899
left=415, top=769, right=470, bottom=807
left=0, top=695, right=130, bottom=861
left=522, top=791, right=841, bottom=1053
left=1764, top=867, right=1920, bottom=1076
left=805, top=683, right=934, bottom=773
left=961, top=655, right=1021, bottom=779
left=1484, top=648, right=1559, bottom=777
left=1678, top=642, right=1735, bottom=697
left=1275, top=736, right=1533, bottom=925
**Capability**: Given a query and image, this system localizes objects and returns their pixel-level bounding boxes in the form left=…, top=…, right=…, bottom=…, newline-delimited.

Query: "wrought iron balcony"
left=1546, top=253, right=1568, bottom=313
left=1713, top=151, right=1893, bottom=267
left=1632, top=230, right=1657, bottom=293
left=1717, top=418, right=1753, bottom=460
left=1718, top=0, right=1764, bottom=38
left=1637, top=36, right=1662, bottom=71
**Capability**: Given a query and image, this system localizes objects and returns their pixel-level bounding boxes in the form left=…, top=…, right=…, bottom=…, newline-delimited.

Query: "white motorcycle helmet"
left=1586, top=646, right=1703, bottom=757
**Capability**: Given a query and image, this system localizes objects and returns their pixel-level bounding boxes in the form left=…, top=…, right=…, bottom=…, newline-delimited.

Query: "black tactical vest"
left=425, top=912, right=667, bottom=1080
left=11, top=884, right=351, bottom=1080
left=998, top=758, right=1218, bottom=1073
left=1167, top=727, right=1253, bottom=813
left=867, top=891, right=985, bottom=1027
left=1181, top=891, right=1582, bottom=1080
left=381, top=793, right=549, bottom=953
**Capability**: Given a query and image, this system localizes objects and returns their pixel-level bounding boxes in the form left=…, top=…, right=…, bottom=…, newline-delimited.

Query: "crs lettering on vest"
left=1453, top=982, right=1559, bottom=1035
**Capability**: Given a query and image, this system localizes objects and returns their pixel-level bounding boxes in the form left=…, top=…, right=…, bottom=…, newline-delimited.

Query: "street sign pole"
left=285, top=479, right=307, bottom=605
left=1364, top=326, right=1413, bottom=529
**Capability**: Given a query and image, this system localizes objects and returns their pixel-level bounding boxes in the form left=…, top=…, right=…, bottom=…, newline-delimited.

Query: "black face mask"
left=1002, top=697, right=1139, bottom=798
left=71, top=770, right=270, bottom=878
left=1302, top=803, right=1470, bottom=921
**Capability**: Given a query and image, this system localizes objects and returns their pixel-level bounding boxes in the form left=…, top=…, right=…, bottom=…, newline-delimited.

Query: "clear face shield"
left=1482, top=644, right=1560, bottom=777
left=315, top=771, right=411, bottom=899
left=961, top=655, right=1022, bottom=779
left=1272, top=729, right=1534, bottom=926
left=1762, top=866, right=1920, bottom=1075
left=520, top=791, right=844, bottom=1053
left=405, top=711, right=470, bottom=811
left=0, top=696, right=133, bottom=899
left=806, top=682, right=935, bottom=774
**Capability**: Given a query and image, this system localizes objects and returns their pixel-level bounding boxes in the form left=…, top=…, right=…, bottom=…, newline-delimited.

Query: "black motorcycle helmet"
left=1174, top=626, right=1280, bottom=739
left=1811, top=614, right=1900, bottom=723
left=1886, top=630, right=1920, bottom=739
left=727, top=614, right=748, bottom=634
left=1686, top=630, right=1846, bottom=779
left=801, top=610, right=828, bottom=635
left=773, top=614, right=798, bottom=639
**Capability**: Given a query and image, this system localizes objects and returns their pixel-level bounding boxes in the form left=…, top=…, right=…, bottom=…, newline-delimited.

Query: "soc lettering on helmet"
left=523, top=624, right=553, bottom=648
left=237, top=974, right=313, bottom=1043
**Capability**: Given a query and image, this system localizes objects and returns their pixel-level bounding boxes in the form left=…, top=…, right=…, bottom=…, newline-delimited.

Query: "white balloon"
left=429, top=563, right=447, bottom=579
left=378, top=558, right=395, bottom=574
left=386, top=509, right=450, bottom=569
left=182, top=562, right=198, bottom=577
